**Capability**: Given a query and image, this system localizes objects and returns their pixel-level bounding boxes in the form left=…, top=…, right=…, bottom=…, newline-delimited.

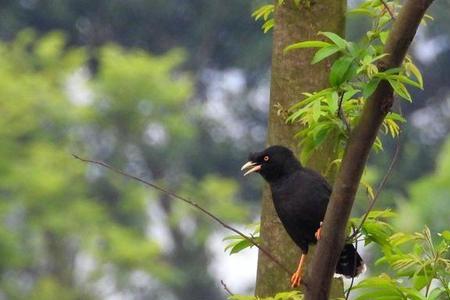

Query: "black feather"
left=247, top=145, right=364, bottom=277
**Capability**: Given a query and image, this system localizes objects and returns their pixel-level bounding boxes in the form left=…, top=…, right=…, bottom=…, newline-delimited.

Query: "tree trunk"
left=305, top=1, right=435, bottom=299
left=255, top=0, right=346, bottom=297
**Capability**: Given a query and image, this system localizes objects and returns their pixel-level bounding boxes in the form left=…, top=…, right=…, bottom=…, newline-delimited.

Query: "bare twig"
left=220, top=280, right=234, bottom=296
left=381, top=0, right=396, bottom=20
left=72, top=154, right=292, bottom=275
left=337, top=92, right=351, bottom=134
left=348, top=135, right=401, bottom=241
left=345, top=226, right=359, bottom=300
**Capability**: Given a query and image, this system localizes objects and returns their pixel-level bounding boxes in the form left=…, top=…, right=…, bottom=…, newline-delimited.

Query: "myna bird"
left=241, top=145, right=364, bottom=287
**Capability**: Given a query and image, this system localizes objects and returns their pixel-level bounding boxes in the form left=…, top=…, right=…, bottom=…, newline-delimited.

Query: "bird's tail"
left=335, top=244, right=365, bottom=278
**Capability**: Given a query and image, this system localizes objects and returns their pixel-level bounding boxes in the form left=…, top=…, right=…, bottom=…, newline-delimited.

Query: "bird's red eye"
left=264, top=155, right=269, bottom=161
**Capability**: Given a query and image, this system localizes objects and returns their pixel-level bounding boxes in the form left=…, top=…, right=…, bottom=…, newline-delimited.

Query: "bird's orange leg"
left=290, top=253, right=306, bottom=288
left=315, top=221, right=323, bottom=240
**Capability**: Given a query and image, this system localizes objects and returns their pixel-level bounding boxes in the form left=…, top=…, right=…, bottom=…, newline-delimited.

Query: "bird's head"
left=241, top=145, right=302, bottom=183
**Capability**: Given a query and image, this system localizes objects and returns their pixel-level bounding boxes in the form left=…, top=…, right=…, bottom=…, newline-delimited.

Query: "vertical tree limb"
left=304, top=1, right=435, bottom=299
left=255, top=0, right=346, bottom=297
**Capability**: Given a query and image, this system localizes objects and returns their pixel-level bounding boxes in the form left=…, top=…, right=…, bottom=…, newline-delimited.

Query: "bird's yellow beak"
left=241, top=161, right=261, bottom=176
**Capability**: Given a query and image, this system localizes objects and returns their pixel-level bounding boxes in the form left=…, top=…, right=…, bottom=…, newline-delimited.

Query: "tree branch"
left=337, top=92, right=351, bottom=134
left=304, top=1, right=435, bottom=299
left=72, top=154, right=292, bottom=275
left=381, top=0, right=396, bottom=20
left=348, top=135, right=401, bottom=241
left=220, top=280, right=234, bottom=296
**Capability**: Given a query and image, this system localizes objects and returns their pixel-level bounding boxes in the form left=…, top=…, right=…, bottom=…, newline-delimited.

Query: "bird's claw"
left=290, top=271, right=302, bottom=288
left=315, top=221, right=323, bottom=240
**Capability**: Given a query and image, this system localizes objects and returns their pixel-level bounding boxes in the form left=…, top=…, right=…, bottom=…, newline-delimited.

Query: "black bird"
left=241, top=145, right=364, bottom=287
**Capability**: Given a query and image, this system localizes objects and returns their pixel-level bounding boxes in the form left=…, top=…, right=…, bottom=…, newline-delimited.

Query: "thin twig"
left=337, top=92, right=351, bottom=134
left=345, top=226, right=358, bottom=300
left=220, top=280, right=234, bottom=296
left=72, top=154, right=292, bottom=275
left=381, top=0, right=396, bottom=20
left=350, top=100, right=404, bottom=239
left=348, top=118, right=402, bottom=241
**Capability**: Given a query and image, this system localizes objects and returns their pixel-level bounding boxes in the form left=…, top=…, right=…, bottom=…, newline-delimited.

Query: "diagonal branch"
left=220, top=280, right=234, bottom=296
left=304, top=1, right=435, bottom=299
left=337, top=92, right=351, bottom=134
left=348, top=135, right=401, bottom=241
left=381, top=0, right=396, bottom=20
left=72, top=154, right=292, bottom=275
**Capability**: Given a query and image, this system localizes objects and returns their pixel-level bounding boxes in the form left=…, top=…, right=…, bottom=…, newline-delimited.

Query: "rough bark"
left=255, top=0, right=346, bottom=297
left=304, top=1, right=435, bottom=299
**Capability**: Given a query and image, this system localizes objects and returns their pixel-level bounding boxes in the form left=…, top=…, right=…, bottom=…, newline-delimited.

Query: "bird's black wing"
left=271, top=168, right=331, bottom=253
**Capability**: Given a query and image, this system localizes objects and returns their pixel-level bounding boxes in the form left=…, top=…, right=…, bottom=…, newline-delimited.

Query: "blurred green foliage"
left=0, top=1, right=449, bottom=299
left=0, top=30, right=250, bottom=299
left=352, top=225, right=450, bottom=300
left=396, top=139, right=450, bottom=234
left=0, top=0, right=272, bottom=73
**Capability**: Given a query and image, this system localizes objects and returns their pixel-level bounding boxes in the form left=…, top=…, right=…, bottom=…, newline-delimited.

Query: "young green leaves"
left=282, top=0, right=425, bottom=164
left=353, top=225, right=450, bottom=300
left=251, top=4, right=275, bottom=33
left=223, top=225, right=260, bottom=255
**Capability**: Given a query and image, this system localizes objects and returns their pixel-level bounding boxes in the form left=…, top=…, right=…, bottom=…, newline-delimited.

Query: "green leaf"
left=363, top=78, right=381, bottom=98
left=379, top=14, right=392, bottom=27
left=369, top=53, right=389, bottom=64
left=412, top=274, right=430, bottom=291
left=361, top=180, right=375, bottom=199
left=343, top=89, right=359, bottom=101
left=284, top=40, right=331, bottom=52
left=440, top=230, right=450, bottom=241
left=389, top=74, right=422, bottom=89
left=407, top=62, right=424, bottom=89
left=379, top=31, right=389, bottom=44
left=388, top=79, right=412, bottom=102
left=375, top=68, right=402, bottom=79
left=428, top=287, right=445, bottom=300
left=224, top=236, right=256, bottom=254
left=362, top=220, right=394, bottom=245
left=366, top=210, right=397, bottom=219
left=374, top=136, right=384, bottom=151
left=289, top=88, right=333, bottom=111
left=312, top=100, right=322, bottom=122
left=274, top=291, right=302, bottom=300
left=229, top=239, right=253, bottom=254
left=348, top=8, right=377, bottom=17
left=402, top=287, right=427, bottom=300
left=311, top=45, right=340, bottom=64
left=262, top=19, right=274, bottom=33
left=318, top=31, right=348, bottom=50
left=312, top=123, right=331, bottom=146
left=328, top=91, right=339, bottom=112
left=386, top=112, right=406, bottom=123
left=354, top=289, right=403, bottom=300
left=222, top=234, right=242, bottom=241
left=228, top=296, right=257, bottom=300
left=354, top=275, right=406, bottom=300
left=329, top=56, right=354, bottom=87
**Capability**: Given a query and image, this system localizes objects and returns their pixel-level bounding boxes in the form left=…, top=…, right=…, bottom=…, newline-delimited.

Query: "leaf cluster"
left=223, top=224, right=260, bottom=254
left=252, top=0, right=311, bottom=33
left=350, top=211, right=450, bottom=299
left=282, top=0, right=424, bottom=163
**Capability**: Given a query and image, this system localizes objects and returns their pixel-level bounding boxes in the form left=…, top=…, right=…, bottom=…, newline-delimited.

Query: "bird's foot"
left=315, top=221, right=323, bottom=240
left=290, top=270, right=302, bottom=288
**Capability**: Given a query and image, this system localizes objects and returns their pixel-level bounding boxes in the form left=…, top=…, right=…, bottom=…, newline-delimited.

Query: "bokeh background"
left=0, top=0, right=449, bottom=299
